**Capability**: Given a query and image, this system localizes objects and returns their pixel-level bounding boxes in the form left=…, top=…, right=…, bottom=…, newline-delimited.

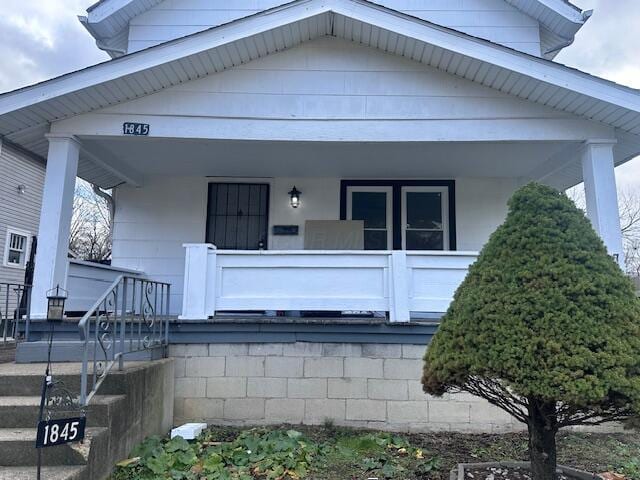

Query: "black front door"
left=206, top=183, right=269, bottom=250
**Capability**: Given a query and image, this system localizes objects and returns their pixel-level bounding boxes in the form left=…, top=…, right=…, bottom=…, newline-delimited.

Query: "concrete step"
left=0, top=465, right=86, bottom=480
left=16, top=341, right=164, bottom=364
left=0, top=362, right=154, bottom=396
left=0, top=427, right=107, bottom=467
left=0, top=395, right=126, bottom=428
left=0, top=466, right=87, bottom=480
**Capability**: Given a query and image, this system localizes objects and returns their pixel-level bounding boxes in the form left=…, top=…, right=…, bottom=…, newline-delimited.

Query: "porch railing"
left=1, top=283, right=31, bottom=344
left=79, top=275, right=170, bottom=406
left=181, top=244, right=478, bottom=321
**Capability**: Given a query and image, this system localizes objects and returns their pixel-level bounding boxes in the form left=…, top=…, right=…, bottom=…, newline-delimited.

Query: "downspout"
left=544, top=10, right=593, bottom=56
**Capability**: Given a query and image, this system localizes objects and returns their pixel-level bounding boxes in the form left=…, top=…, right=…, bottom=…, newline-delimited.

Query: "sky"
left=0, top=0, right=639, bottom=190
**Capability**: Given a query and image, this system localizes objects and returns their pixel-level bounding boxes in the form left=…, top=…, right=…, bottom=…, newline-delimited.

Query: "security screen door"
left=206, top=183, right=269, bottom=250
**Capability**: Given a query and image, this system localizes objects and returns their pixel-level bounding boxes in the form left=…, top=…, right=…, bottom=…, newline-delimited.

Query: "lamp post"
left=46, top=285, right=67, bottom=321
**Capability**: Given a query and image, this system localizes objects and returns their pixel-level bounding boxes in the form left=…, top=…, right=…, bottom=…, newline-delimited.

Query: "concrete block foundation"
left=171, top=342, right=524, bottom=433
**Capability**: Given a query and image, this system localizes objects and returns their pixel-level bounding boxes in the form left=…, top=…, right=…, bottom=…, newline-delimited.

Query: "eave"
left=81, top=0, right=590, bottom=58
left=0, top=0, right=638, bottom=188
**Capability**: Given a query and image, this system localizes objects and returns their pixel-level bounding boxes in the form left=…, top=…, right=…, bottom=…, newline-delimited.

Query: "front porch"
left=28, top=136, right=625, bottom=322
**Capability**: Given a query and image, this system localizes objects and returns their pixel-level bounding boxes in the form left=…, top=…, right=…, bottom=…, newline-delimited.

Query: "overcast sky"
left=0, top=0, right=639, bottom=190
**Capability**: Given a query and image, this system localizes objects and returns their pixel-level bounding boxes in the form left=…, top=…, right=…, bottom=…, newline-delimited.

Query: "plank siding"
left=112, top=176, right=518, bottom=315
left=0, top=141, right=45, bottom=286
left=127, top=0, right=542, bottom=56
left=101, top=37, right=567, bottom=122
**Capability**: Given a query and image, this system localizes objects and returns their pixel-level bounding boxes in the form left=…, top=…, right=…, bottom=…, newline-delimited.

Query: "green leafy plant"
left=422, top=183, right=640, bottom=480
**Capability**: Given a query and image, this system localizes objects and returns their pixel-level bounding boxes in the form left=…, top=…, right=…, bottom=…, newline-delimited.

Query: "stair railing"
left=79, top=275, right=171, bottom=406
left=0, top=283, right=31, bottom=345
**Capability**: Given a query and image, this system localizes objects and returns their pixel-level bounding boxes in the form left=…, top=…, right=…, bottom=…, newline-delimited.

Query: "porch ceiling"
left=79, top=136, right=578, bottom=183
left=0, top=0, right=639, bottom=189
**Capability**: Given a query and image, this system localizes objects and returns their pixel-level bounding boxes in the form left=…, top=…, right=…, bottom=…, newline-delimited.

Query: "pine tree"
left=422, top=183, right=640, bottom=480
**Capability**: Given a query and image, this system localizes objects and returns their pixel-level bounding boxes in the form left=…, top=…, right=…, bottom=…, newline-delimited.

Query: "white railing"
left=181, top=244, right=478, bottom=322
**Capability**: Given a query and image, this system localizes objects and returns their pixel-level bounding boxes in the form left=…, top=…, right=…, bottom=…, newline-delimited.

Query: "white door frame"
left=401, top=186, right=450, bottom=250
left=346, top=185, right=393, bottom=250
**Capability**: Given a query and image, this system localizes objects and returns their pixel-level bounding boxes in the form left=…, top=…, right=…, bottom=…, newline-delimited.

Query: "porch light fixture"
left=17, top=184, right=26, bottom=194
left=46, top=285, right=67, bottom=322
left=288, top=186, right=301, bottom=208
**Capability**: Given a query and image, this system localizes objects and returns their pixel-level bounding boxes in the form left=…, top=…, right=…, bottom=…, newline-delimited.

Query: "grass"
left=110, top=425, right=640, bottom=480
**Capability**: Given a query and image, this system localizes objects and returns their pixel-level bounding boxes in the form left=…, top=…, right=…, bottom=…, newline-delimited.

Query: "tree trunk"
left=528, top=402, right=558, bottom=480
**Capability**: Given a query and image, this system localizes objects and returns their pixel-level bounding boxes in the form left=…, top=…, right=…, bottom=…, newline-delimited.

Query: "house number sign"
left=36, top=417, right=86, bottom=448
left=123, top=122, right=150, bottom=136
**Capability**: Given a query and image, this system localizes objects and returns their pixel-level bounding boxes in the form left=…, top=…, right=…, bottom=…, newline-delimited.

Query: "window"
left=346, top=186, right=393, bottom=250
left=4, top=228, right=30, bottom=268
left=401, top=186, right=449, bottom=250
left=341, top=180, right=456, bottom=250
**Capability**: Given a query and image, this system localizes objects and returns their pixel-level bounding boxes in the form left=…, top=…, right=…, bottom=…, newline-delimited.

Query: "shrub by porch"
left=423, top=183, right=640, bottom=480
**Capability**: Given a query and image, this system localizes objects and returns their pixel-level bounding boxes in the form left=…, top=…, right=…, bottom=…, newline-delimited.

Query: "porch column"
left=581, top=139, right=624, bottom=266
left=31, top=134, right=80, bottom=318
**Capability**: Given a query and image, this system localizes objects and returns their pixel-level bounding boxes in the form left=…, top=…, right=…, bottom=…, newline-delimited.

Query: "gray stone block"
left=185, top=357, right=225, bottom=377
left=224, top=398, right=265, bottom=420
left=304, top=357, right=343, bottom=378
left=346, top=399, right=386, bottom=421
left=283, top=342, right=323, bottom=357
left=387, top=401, right=428, bottom=423
left=265, top=399, right=305, bottom=423
left=225, top=356, right=265, bottom=377
left=344, top=357, right=383, bottom=378
left=265, top=357, right=303, bottom=378
left=328, top=378, right=367, bottom=399
left=304, top=399, right=346, bottom=423
left=247, top=377, right=287, bottom=398
left=383, top=358, right=422, bottom=380
left=362, top=344, right=402, bottom=359
left=288, top=378, right=327, bottom=398
left=207, top=377, right=247, bottom=398
left=367, top=379, right=408, bottom=400
left=175, top=377, right=206, bottom=398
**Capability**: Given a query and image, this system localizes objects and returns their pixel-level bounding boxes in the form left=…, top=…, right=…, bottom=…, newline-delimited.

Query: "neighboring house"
left=0, top=138, right=44, bottom=293
left=0, top=0, right=638, bottom=431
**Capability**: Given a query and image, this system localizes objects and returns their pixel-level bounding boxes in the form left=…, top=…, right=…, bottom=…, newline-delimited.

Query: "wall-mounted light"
left=17, top=184, right=26, bottom=194
left=288, top=186, right=301, bottom=209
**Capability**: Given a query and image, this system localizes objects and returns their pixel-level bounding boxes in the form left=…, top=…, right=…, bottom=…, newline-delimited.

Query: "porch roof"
left=1, top=0, right=639, bottom=189
left=81, top=0, right=589, bottom=59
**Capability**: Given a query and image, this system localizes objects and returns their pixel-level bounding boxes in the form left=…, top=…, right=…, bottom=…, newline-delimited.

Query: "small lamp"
left=288, top=186, right=301, bottom=208
left=46, top=285, right=68, bottom=322
left=17, top=184, right=26, bottom=194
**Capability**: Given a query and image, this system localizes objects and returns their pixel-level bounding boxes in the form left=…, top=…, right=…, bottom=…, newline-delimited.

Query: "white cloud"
left=0, top=0, right=107, bottom=93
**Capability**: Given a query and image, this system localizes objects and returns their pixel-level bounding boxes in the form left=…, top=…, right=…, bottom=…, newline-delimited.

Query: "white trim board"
left=0, top=0, right=638, bottom=187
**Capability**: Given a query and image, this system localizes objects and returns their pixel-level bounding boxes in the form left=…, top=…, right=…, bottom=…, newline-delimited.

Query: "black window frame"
left=339, top=180, right=456, bottom=251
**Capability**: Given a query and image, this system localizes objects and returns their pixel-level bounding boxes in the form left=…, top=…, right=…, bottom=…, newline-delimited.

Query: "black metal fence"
left=0, top=283, right=31, bottom=345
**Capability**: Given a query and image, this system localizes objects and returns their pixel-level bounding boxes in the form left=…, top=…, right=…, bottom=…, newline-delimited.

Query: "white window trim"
left=3, top=227, right=31, bottom=269
left=346, top=186, right=393, bottom=250
left=401, top=186, right=450, bottom=251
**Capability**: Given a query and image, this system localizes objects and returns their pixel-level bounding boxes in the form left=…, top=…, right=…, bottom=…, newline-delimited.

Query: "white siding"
left=102, top=37, right=565, bottom=123
left=0, top=142, right=45, bottom=285
left=128, top=0, right=541, bottom=56
left=112, top=175, right=516, bottom=314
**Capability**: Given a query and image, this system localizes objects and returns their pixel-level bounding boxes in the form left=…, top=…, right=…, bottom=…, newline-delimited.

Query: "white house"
left=1, top=0, right=639, bottom=431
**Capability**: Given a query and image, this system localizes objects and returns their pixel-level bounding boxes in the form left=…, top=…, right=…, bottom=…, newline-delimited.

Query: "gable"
left=99, top=36, right=566, bottom=122
left=129, top=0, right=542, bottom=56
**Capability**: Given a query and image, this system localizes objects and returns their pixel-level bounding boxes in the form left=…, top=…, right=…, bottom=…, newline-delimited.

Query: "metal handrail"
left=1, top=283, right=32, bottom=345
left=79, top=275, right=171, bottom=406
